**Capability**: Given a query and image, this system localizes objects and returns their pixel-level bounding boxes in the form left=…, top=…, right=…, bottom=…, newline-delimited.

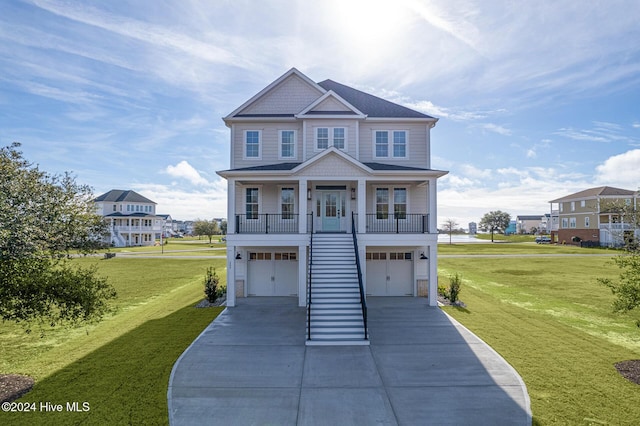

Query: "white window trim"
left=561, top=217, right=568, bottom=228
left=373, top=186, right=411, bottom=218
left=314, top=127, right=347, bottom=152
left=585, top=216, right=590, bottom=227
left=372, top=130, right=409, bottom=159
left=243, top=130, right=262, bottom=160
left=569, top=217, right=576, bottom=228
left=278, top=130, right=297, bottom=160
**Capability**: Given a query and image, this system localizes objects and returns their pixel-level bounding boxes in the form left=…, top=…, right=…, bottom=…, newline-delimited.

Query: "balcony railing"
left=599, top=223, right=634, bottom=230
left=364, top=213, right=429, bottom=233
left=235, top=213, right=300, bottom=234
left=233, top=213, right=430, bottom=234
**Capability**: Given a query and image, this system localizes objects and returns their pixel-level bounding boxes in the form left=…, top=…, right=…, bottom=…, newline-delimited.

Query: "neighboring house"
left=516, top=215, right=543, bottom=234
left=158, top=214, right=173, bottom=237
left=94, top=190, right=163, bottom=247
left=549, top=186, right=639, bottom=246
left=216, top=68, right=448, bottom=343
left=468, top=222, right=477, bottom=235
left=505, top=221, right=517, bottom=235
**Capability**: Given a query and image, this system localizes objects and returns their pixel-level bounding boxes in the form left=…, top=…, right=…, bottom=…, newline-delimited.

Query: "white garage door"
left=247, top=251, right=298, bottom=296
left=366, top=251, right=413, bottom=296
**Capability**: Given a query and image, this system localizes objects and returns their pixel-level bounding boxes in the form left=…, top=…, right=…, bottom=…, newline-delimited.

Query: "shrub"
left=448, top=272, right=462, bottom=303
left=204, top=267, right=219, bottom=303
left=437, top=283, right=448, bottom=297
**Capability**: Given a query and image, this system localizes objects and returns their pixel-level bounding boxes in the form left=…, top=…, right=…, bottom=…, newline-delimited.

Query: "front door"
left=321, top=191, right=342, bottom=232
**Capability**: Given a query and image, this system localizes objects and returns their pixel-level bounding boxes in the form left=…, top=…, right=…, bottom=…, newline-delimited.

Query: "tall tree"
left=479, top=210, right=511, bottom=242
left=441, top=218, right=459, bottom=245
left=194, top=219, right=220, bottom=243
left=0, top=143, right=116, bottom=331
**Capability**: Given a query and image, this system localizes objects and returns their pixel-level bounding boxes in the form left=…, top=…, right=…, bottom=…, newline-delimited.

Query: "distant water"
left=437, top=234, right=484, bottom=243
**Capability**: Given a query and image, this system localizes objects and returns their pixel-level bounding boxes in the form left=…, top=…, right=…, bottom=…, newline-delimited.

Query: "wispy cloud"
left=554, top=121, right=638, bottom=144
left=482, top=123, right=511, bottom=136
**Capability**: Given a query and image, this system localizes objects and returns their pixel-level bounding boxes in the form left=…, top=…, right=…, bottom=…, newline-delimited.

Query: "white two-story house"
left=94, top=189, right=163, bottom=247
left=217, top=68, right=447, bottom=344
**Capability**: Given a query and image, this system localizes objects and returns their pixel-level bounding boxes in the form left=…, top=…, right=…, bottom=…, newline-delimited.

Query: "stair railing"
left=351, top=212, right=368, bottom=340
left=307, top=212, right=313, bottom=341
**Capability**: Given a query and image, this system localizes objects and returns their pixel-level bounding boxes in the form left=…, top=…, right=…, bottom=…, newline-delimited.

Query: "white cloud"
left=526, top=149, right=537, bottom=159
left=131, top=181, right=227, bottom=220
left=595, top=149, right=640, bottom=189
left=165, top=161, right=210, bottom=186
left=482, top=123, right=511, bottom=136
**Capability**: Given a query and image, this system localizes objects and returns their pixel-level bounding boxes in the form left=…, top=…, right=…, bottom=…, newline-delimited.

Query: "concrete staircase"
left=306, top=233, right=369, bottom=346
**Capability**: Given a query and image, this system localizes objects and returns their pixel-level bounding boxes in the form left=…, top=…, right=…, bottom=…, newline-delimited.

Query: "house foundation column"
left=357, top=179, right=366, bottom=234
left=298, top=243, right=307, bottom=307
left=227, top=245, right=236, bottom=307
left=428, top=244, right=438, bottom=306
left=428, top=178, right=437, bottom=234
left=227, top=178, right=236, bottom=234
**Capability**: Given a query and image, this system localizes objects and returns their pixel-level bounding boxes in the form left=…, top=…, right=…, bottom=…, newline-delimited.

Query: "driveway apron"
left=168, top=297, right=531, bottom=425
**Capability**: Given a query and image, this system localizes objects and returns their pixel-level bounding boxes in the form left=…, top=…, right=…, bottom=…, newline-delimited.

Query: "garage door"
left=247, top=251, right=298, bottom=296
left=365, top=251, right=413, bottom=296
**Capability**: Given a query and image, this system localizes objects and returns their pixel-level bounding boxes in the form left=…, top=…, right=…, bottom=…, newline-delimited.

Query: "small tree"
left=204, top=267, right=219, bottom=303
left=448, top=272, right=462, bottom=303
left=441, top=218, right=459, bottom=245
left=479, top=211, right=511, bottom=242
left=194, top=219, right=220, bottom=244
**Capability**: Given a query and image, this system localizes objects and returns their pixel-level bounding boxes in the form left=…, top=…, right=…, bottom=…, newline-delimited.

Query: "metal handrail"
left=307, top=213, right=313, bottom=341
left=351, top=212, right=368, bottom=340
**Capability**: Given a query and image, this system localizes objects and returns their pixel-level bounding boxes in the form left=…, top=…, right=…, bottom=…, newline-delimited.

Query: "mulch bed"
left=0, top=374, right=34, bottom=403
left=615, top=360, right=640, bottom=385
left=437, top=295, right=466, bottom=308
left=194, top=296, right=226, bottom=308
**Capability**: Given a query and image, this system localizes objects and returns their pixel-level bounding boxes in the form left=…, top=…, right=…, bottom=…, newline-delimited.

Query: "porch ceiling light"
left=307, top=188, right=312, bottom=200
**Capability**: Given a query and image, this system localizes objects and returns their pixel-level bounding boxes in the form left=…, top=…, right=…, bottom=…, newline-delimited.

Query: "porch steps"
left=306, top=233, right=369, bottom=346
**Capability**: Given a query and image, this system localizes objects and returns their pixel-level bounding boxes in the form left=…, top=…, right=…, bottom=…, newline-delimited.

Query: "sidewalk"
left=168, top=297, right=531, bottom=425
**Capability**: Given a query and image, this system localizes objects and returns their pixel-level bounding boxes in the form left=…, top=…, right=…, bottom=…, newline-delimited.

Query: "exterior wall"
left=232, top=122, right=303, bottom=169
left=312, top=97, right=352, bottom=112
left=557, top=228, right=600, bottom=245
left=358, top=121, right=429, bottom=167
left=303, top=119, right=358, bottom=160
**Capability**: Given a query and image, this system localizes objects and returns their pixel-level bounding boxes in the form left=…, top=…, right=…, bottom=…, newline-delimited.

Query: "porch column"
left=428, top=178, right=437, bottom=234
left=428, top=244, right=438, bottom=306
left=227, top=245, right=236, bottom=307
left=298, top=243, right=307, bottom=307
left=299, top=179, right=308, bottom=234
left=357, top=178, right=366, bottom=234
left=227, top=178, right=236, bottom=234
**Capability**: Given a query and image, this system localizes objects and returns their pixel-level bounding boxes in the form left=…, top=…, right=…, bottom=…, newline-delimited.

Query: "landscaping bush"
left=448, top=272, right=462, bottom=303
left=204, top=267, right=219, bottom=303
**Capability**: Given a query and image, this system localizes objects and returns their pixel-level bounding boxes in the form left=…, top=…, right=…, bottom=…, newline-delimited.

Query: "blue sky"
left=1, top=0, right=639, bottom=226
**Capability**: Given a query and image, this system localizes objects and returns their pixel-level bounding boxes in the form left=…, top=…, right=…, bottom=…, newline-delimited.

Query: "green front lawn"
left=440, top=251, right=640, bottom=425
left=1, top=258, right=225, bottom=425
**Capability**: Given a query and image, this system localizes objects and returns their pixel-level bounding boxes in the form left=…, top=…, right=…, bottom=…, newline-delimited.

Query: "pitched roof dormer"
left=296, top=90, right=366, bottom=119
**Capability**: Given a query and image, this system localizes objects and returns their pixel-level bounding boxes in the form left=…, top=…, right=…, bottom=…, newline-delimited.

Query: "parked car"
left=535, top=236, right=551, bottom=244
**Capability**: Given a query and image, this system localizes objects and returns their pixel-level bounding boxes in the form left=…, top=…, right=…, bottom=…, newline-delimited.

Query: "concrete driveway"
left=168, top=297, right=531, bottom=425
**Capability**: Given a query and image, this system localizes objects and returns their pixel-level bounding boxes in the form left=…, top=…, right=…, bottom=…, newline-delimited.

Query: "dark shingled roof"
left=94, top=189, right=156, bottom=204
left=317, top=80, right=434, bottom=119
left=363, top=162, right=432, bottom=171
left=104, top=212, right=155, bottom=218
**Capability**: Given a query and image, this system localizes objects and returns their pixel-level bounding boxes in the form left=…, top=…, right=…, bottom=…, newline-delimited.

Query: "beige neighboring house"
left=216, top=68, right=448, bottom=344
left=549, top=186, right=639, bottom=246
left=94, top=189, right=163, bottom=247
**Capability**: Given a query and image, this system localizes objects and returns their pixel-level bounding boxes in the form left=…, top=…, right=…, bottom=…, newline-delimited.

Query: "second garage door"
left=247, top=251, right=298, bottom=296
left=366, top=251, right=413, bottom=296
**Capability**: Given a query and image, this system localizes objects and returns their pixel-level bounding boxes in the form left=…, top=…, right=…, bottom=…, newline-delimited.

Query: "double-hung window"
left=281, top=188, right=295, bottom=219
left=376, top=188, right=389, bottom=219
left=393, top=188, right=407, bottom=219
left=316, top=127, right=346, bottom=150
left=569, top=217, right=576, bottom=228
left=246, top=188, right=259, bottom=219
left=375, top=130, right=407, bottom=158
left=280, top=130, right=295, bottom=159
left=245, top=130, right=261, bottom=159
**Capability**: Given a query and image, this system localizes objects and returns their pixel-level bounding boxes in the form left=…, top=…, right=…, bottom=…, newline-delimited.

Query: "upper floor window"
left=569, top=217, right=576, bottom=228
left=280, top=130, right=296, bottom=159
left=316, top=127, right=346, bottom=151
left=375, top=130, right=407, bottom=158
left=561, top=218, right=568, bottom=228
left=570, top=201, right=575, bottom=211
left=113, top=204, right=117, bottom=211
left=245, top=130, right=261, bottom=159
left=581, top=200, right=586, bottom=208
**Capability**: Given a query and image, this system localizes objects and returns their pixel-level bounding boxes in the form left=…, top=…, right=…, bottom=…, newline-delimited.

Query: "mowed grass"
left=439, top=247, right=640, bottom=424
left=0, top=257, right=225, bottom=425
